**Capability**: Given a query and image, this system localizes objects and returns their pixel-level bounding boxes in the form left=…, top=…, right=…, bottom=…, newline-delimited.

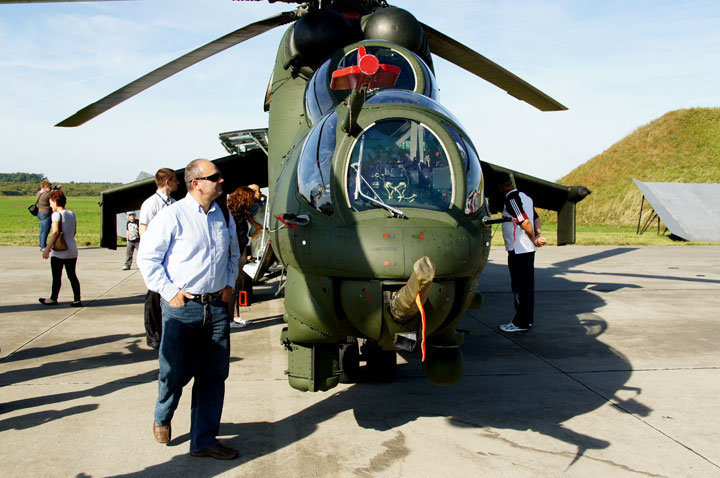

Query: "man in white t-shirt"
left=498, top=173, right=545, bottom=333
left=139, top=168, right=179, bottom=349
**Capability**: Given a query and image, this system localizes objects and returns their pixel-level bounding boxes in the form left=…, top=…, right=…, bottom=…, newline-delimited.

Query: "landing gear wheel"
left=339, top=338, right=360, bottom=383
left=363, top=341, right=397, bottom=383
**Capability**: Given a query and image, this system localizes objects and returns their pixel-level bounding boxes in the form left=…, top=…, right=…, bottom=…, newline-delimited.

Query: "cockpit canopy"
left=305, top=42, right=438, bottom=124
left=347, top=119, right=453, bottom=213
left=297, top=112, right=338, bottom=216
left=298, top=87, right=483, bottom=218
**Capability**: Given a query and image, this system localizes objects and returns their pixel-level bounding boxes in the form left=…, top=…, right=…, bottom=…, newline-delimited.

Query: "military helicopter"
left=27, top=0, right=591, bottom=391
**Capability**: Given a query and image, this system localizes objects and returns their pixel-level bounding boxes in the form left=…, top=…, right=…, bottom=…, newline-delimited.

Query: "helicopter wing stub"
left=420, top=22, right=567, bottom=112
left=56, top=10, right=297, bottom=127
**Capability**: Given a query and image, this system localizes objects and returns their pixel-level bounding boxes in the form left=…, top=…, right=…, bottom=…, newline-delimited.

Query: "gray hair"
left=184, top=159, right=208, bottom=191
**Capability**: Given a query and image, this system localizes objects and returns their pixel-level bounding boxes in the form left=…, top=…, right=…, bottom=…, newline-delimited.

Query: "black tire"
left=339, top=339, right=360, bottom=383
left=365, top=345, right=397, bottom=383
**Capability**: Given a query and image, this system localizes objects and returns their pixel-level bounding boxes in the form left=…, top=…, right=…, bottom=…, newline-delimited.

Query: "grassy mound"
left=558, top=107, right=720, bottom=227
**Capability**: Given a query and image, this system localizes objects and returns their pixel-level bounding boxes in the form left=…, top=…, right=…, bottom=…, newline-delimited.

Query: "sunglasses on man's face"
left=193, top=172, right=222, bottom=183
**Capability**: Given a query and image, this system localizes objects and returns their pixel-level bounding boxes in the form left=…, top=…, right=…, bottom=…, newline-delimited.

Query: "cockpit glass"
left=305, top=60, right=334, bottom=125
left=339, top=46, right=416, bottom=91
left=443, top=123, right=484, bottom=214
left=298, top=113, right=336, bottom=215
left=366, top=90, right=461, bottom=126
left=306, top=44, right=438, bottom=124
left=347, top=119, right=453, bottom=213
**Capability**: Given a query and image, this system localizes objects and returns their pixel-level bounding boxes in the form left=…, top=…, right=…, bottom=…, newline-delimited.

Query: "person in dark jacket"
left=36, top=180, right=53, bottom=251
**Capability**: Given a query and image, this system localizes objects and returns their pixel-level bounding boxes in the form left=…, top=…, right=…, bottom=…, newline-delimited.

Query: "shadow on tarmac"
left=0, top=336, right=158, bottom=423
left=0, top=335, right=153, bottom=387
left=99, top=249, right=654, bottom=477
left=0, top=334, right=143, bottom=365
left=0, top=294, right=146, bottom=315
left=0, top=405, right=100, bottom=433
left=229, top=316, right=284, bottom=333
left=549, top=247, right=720, bottom=287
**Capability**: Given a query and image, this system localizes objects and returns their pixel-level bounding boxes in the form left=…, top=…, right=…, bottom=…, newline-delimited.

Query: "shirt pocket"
left=212, top=219, right=230, bottom=257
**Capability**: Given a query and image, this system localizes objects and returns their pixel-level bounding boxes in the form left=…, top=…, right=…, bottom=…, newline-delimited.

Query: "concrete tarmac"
left=1, top=245, right=719, bottom=477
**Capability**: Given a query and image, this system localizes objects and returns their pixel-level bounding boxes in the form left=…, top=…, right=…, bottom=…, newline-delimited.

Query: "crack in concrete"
left=469, top=315, right=720, bottom=472
left=473, top=428, right=669, bottom=477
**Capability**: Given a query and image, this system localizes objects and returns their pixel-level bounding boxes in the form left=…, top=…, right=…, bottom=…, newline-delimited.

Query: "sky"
left=1, top=0, right=719, bottom=184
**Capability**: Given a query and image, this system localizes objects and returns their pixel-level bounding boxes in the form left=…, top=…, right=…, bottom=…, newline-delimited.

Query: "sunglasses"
left=193, top=172, right=222, bottom=182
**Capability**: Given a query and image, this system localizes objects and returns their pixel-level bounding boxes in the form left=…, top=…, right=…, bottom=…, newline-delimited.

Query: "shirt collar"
left=505, top=188, right=518, bottom=198
left=183, top=193, right=217, bottom=215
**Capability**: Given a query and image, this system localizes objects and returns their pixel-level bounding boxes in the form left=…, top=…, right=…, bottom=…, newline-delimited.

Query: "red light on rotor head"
left=358, top=48, right=380, bottom=75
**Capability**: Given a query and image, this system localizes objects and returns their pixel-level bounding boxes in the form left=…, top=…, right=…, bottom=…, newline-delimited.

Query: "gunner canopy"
left=347, top=118, right=453, bottom=213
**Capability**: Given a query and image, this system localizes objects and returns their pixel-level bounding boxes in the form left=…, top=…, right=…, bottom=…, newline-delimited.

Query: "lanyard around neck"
left=156, top=192, right=171, bottom=207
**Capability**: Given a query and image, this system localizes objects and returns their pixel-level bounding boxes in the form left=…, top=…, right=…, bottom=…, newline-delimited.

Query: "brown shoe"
left=153, top=421, right=171, bottom=444
left=190, top=442, right=238, bottom=460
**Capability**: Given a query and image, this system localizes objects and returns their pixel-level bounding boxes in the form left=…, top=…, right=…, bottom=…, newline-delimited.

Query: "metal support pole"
left=636, top=195, right=645, bottom=235
left=640, top=211, right=658, bottom=235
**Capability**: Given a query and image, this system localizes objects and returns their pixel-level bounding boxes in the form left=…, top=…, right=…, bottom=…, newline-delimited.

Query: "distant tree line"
left=0, top=181, right=122, bottom=196
left=0, top=172, right=46, bottom=182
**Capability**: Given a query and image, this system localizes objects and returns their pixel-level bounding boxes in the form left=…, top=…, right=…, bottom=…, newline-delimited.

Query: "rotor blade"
left=56, top=10, right=297, bottom=127
left=421, top=22, right=567, bottom=112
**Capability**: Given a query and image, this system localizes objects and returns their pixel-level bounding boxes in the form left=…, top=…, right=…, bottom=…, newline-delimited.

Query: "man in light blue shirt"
left=138, top=158, right=240, bottom=460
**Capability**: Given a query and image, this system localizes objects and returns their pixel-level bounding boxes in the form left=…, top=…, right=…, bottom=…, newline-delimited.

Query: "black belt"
left=191, top=291, right=222, bottom=304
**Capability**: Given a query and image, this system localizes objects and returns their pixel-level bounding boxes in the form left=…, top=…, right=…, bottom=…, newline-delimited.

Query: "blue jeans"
left=155, top=297, right=230, bottom=452
left=38, top=212, right=51, bottom=249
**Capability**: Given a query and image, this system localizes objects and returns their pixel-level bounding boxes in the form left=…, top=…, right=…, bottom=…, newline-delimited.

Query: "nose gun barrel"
left=389, top=256, right=436, bottom=323
left=482, top=216, right=512, bottom=226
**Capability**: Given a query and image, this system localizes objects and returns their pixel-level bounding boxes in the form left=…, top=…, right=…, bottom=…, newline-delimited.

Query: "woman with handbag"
left=39, top=190, right=82, bottom=307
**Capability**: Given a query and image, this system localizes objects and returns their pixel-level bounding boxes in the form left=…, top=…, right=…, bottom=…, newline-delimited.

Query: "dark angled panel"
left=101, top=149, right=268, bottom=249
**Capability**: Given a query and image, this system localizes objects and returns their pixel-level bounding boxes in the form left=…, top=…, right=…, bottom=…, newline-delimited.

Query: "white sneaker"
left=122, top=265, right=130, bottom=270
left=230, top=318, right=251, bottom=328
left=500, top=322, right=529, bottom=333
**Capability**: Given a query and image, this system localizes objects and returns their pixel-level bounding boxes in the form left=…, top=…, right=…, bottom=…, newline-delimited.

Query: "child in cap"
left=123, top=211, right=140, bottom=270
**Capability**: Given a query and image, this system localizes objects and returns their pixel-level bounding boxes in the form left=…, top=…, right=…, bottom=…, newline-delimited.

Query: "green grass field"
left=3, top=195, right=713, bottom=248
left=0, top=196, right=107, bottom=247
left=487, top=222, right=715, bottom=247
